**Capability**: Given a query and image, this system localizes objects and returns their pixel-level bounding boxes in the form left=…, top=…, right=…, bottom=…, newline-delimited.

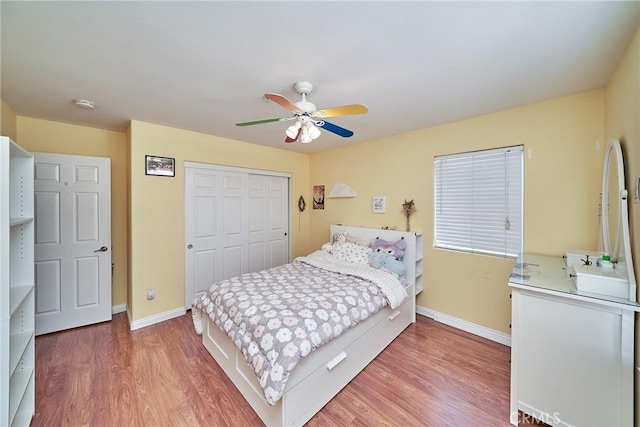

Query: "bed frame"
left=200, top=225, right=418, bottom=427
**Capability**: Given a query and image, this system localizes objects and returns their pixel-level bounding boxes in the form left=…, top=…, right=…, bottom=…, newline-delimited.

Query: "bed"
left=191, top=225, right=418, bottom=427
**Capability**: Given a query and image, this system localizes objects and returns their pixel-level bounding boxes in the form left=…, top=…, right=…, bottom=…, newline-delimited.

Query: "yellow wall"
left=604, top=26, right=639, bottom=421
left=127, top=120, right=310, bottom=321
left=14, top=117, right=129, bottom=308
left=310, top=89, right=604, bottom=333
left=606, top=27, right=639, bottom=294
left=1, top=100, right=17, bottom=141
left=125, top=124, right=133, bottom=320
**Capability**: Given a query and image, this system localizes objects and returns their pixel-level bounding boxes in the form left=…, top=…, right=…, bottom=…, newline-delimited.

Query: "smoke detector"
left=74, top=99, right=95, bottom=109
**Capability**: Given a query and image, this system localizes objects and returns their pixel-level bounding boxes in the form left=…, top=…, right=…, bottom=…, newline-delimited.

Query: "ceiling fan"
left=236, top=81, right=368, bottom=144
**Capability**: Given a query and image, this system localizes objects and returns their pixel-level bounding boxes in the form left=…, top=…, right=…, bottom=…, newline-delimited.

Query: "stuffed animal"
left=323, top=232, right=348, bottom=254
left=321, top=242, right=334, bottom=253
left=368, top=251, right=406, bottom=277
left=333, top=232, right=347, bottom=244
left=372, top=236, right=407, bottom=260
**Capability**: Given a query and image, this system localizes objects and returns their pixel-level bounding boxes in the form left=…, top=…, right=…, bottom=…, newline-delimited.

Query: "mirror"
left=604, top=143, right=621, bottom=261
left=601, top=138, right=637, bottom=301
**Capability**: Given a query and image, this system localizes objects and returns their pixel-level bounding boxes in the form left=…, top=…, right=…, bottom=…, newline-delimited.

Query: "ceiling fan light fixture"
left=307, top=122, right=321, bottom=140
left=285, top=121, right=301, bottom=139
left=300, top=134, right=312, bottom=144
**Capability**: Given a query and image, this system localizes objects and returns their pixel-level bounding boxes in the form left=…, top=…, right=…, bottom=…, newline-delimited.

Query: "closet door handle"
left=94, top=246, right=108, bottom=253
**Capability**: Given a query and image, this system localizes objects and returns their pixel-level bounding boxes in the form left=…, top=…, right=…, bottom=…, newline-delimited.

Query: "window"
left=434, top=146, right=523, bottom=258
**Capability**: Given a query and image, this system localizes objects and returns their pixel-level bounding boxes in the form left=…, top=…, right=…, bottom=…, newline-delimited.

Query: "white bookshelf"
left=1, top=137, right=35, bottom=427
left=414, top=232, right=424, bottom=294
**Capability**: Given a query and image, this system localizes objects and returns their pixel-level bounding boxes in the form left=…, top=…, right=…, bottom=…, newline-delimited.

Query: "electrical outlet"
left=147, top=287, right=155, bottom=300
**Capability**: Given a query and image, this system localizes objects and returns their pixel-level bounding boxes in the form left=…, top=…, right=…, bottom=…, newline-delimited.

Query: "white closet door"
left=185, top=165, right=290, bottom=308
left=185, top=167, right=248, bottom=307
left=248, top=175, right=289, bottom=272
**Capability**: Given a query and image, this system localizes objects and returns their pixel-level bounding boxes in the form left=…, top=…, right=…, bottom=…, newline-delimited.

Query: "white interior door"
left=33, top=153, right=111, bottom=335
left=185, top=165, right=289, bottom=308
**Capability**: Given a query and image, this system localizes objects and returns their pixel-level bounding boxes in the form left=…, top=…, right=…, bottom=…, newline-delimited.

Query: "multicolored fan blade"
left=265, top=93, right=300, bottom=112
left=236, top=117, right=282, bottom=126
left=236, top=116, right=296, bottom=126
left=285, top=127, right=302, bottom=143
left=318, top=120, right=354, bottom=138
left=312, top=104, right=368, bottom=118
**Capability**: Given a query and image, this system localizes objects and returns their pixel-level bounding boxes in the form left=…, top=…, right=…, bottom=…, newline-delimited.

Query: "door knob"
left=187, top=244, right=193, bottom=249
left=94, top=246, right=108, bottom=252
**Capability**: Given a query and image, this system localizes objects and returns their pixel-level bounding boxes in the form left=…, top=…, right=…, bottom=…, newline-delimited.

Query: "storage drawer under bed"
left=281, top=296, right=414, bottom=425
left=203, top=294, right=414, bottom=427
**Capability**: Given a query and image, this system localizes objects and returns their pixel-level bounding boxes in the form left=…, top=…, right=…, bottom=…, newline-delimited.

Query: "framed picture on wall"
left=145, top=155, right=175, bottom=177
left=372, top=196, right=386, bottom=213
left=313, top=185, right=325, bottom=209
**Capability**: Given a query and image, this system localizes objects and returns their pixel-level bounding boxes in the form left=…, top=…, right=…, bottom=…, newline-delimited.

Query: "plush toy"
left=333, top=232, right=347, bottom=244
left=323, top=232, right=348, bottom=254
left=321, top=242, right=334, bottom=253
left=368, top=251, right=406, bottom=277
left=372, top=236, right=407, bottom=260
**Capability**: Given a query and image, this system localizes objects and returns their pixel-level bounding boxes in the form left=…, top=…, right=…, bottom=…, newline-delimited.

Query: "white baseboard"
left=416, top=305, right=511, bottom=347
left=112, top=303, right=127, bottom=314
left=129, top=307, right=186, bottom=331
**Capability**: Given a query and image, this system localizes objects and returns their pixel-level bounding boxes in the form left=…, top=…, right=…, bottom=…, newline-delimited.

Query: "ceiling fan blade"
left=317, top=120, right=354, bottom=138
left=236, top=116, right=296, bottom=127
left=236, top=118, right=282, bottom=127
left=312, top=104, right=368, bottom=118
left=285, top=127, right=302, bottom=143
left=265, top=93, right=300, bottom=112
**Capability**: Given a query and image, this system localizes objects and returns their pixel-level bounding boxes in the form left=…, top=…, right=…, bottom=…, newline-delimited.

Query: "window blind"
left=434, top=146, right=523, bottom=258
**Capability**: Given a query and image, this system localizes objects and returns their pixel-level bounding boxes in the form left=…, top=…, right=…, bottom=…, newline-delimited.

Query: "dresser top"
left=509, top=253, right=640, bottom=311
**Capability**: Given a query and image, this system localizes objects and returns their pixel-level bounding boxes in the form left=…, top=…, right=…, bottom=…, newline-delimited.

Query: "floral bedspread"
left=191, top=250, right=407, bottom=405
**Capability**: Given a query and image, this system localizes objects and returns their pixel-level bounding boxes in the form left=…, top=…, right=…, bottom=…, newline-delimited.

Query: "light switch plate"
left=634, top=176, right=640, bottom=204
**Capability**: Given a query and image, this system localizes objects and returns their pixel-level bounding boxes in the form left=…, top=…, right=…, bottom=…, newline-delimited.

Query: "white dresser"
left=509, top=254, right=639, bottom=427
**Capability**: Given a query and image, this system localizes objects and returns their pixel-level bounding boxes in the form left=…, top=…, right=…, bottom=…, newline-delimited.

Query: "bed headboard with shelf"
left=330, top=225, right=424, bottom=295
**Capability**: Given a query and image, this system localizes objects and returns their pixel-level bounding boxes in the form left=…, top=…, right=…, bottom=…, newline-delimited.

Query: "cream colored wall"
left=310, top=89, right=604, bottom=334
left=125, top=124, right=133, bottom=319
left=604, top=26, right=639, bottom=424
left=1, top=100, right=17, bottom=141
left=14, top=117, right=129, bottom=308
left=606, top=27, right=639, bottom=297
left=128, top=120, right=310, bottom=321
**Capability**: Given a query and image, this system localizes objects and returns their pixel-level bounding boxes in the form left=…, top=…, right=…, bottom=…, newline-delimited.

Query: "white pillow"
left=331, top=241, right=372, bottom=265
left=346, top=235, right=373, bottom=248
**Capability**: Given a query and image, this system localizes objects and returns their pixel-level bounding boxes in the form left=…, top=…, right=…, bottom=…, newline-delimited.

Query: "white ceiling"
left=2, top=1, right=638, bottom=154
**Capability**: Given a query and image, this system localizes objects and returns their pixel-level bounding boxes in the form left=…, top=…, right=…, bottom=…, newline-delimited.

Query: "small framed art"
left=145, top=155, right=175, bottom=177
left=313, top=185, right=325, bottom=209
left=373, top=196, right=386, bottom=213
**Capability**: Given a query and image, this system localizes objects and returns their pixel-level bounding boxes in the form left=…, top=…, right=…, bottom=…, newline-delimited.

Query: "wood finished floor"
left=33, top=312, right=538, bottom=426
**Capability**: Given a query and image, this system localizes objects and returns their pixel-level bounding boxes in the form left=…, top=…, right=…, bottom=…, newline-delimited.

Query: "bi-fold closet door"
left=184, top=163, right=290, bottom=308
